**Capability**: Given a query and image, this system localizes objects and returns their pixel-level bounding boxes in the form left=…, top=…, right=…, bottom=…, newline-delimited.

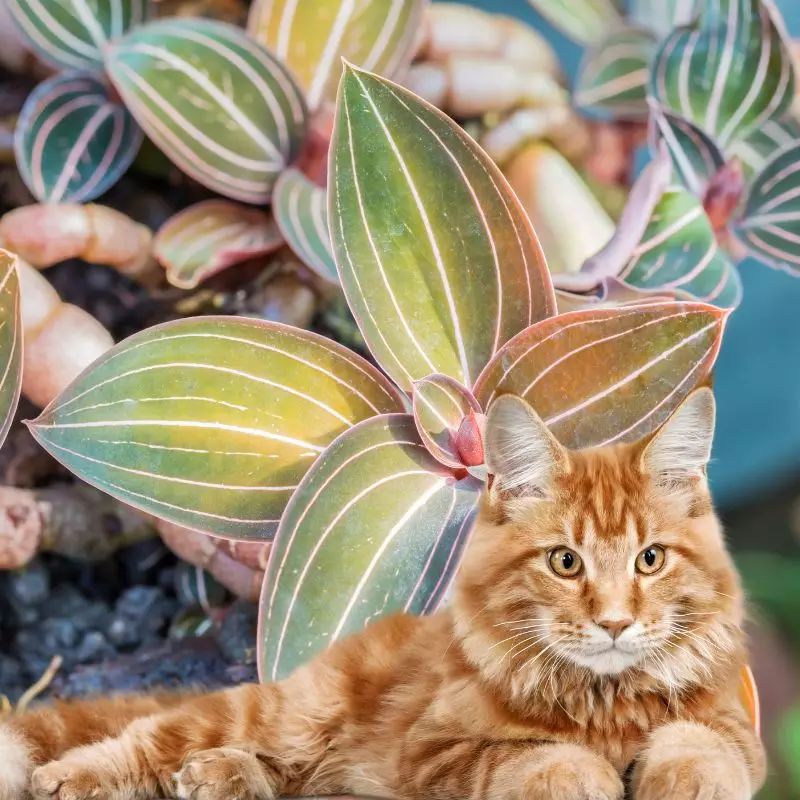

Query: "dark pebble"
left=216, top=601, right=258, bottom=666
left=106, top=586, right=178, bottom=649
left=75, top=631, right=116, bottom=665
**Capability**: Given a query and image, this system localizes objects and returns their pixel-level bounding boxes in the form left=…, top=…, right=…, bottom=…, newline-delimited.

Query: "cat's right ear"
left=484, top=394, right=566, bottom=503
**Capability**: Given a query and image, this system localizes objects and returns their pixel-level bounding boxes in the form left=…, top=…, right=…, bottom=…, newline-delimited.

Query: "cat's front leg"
left=633, top=720, right=763, bottom=800
left=403, top=739, right=623, bottom=800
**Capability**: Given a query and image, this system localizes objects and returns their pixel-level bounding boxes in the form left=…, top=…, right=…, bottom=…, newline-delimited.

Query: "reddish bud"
left=703, top=159, right=745, bottom=232
left=455, top=411, right=486, bottom=467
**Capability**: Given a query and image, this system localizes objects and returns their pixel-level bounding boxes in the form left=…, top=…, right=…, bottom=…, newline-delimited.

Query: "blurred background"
left=1, top=0, right=799, bottom=796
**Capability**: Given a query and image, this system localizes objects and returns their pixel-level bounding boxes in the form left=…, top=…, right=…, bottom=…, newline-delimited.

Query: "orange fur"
left=2, top=390, right=764, bottom=800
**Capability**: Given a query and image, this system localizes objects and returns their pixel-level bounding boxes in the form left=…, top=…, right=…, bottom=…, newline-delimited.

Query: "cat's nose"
left=597, top=618, right=634, bottom=640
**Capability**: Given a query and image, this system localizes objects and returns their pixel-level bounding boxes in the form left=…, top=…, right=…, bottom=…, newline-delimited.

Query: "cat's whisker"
left=499, top=632, right=552, bottom=662
left=488, top=629, right=549, bottom=653
left=518, top=635, right=571, bottom=671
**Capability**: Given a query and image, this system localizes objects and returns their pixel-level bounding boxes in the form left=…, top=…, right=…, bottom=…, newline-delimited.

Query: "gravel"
left=0, top=540, right=258, bottom=704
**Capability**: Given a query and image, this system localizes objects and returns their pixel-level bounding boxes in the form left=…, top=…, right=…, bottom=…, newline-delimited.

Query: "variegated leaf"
left=524, top=0, right=622, bottom=45
left=735, top=141, right=800, bottom=275
left=630, top=0, right=697, bottom=38
left=247, top=0, right=425, bottom=111
left=729, top=114, right=800, bottom=177
left=7, top=0, right=147, bottom=70
left=473, top=303, right=727, bottom=449
left=154, top=201, right=284, bottom=290
left=330, top=65, right=555, bottom=393
left=650, top=0, right=796, bottom=148
left=575, top=27, right=657, bottom=119
left=273, top=168, right=338, bottom=285
left=412, top=374, right=482, bottom=470
left=0, top=252, right=22, bottom=451
left=28, top=317, right=404, bottom=541
left=619, top=187, right=742, bottom=307
left=259, top=414, right=481, bottom=681
left=648, top=105, right=725, bottom=195
left=106, top=18, right=307, bottom=203
left=14, top=71, right=142, bottom=204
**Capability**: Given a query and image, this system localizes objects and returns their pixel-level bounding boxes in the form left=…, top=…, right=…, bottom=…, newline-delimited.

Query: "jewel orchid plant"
left=528, top=0, right=800, bottom=285
left=6, top=66, right=730, bottom=685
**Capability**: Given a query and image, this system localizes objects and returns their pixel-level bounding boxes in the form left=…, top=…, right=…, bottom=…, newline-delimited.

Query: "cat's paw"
left=521, top=744, right=624, bottom=800
left=634, top=722, right=751, bottom=800
left=31, top=760, right=112, bottom=800
left=174, top=747, right=279, bottom=800
left=635, top=754, right=748, bottom=800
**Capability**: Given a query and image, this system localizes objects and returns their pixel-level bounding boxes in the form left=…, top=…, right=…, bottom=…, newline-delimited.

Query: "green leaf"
left=412, top=374, right=482, bottom=470
left=154, top=200, right=284, bottom=290
left=273, top=168, right=338, bottom=285
left=648, top=105, right=725, bottom=195
left=735, top=141, right=800, bottom=275
left=28, top=317, right=405, bottom=541
left=650, top=0, right=796, bottom=148
left=247, top=0, right=425, bottom=111
left=0, top=252, right=22, bottom=451
left=14, top=70, right=143, bottom=204
left=330, top=65, right=555, bottom=393
left=106, top=18, right=308, bottom=203
left=259, top=413, right=481, bottom=681
left=524, top=0, right=623, bottom=44
left=729, top=114, right=800, bottom=177
left=620, top=187, right=742, bottom=307
left=575, top=26, right=657, bottom=119
left=473, top=303, right=728, bottom=449
left=7, top=0, right=147, bottom=70
left=630, top=0, right=697, bottom=38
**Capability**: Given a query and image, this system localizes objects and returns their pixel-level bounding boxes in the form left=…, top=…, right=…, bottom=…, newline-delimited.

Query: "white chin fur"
left=0, top=725, right=31, bottom=799
left=571, top=648, right=640, bottom=676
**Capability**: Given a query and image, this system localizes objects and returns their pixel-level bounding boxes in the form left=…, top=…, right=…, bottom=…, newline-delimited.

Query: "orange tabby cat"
left=0, top=387, right=764, bottom=800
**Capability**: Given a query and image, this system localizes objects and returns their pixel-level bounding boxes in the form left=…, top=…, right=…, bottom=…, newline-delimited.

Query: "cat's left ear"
left=641, top=387, right=715, bottom=480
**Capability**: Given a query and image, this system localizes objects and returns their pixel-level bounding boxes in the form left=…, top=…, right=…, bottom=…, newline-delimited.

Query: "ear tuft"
left=484, top=394, right=565, bottom=500
left=642, top=387, right=715, bottom=479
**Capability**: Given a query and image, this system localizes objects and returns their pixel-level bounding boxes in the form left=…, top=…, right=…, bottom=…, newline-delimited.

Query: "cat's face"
left=454, top=389, right=743, bottom=691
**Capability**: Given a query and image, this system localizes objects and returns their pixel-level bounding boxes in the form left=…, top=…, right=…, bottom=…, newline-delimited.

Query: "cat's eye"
left=548, top=547, right=583, bottom=578
left=635, top=545, right=666, bottom=575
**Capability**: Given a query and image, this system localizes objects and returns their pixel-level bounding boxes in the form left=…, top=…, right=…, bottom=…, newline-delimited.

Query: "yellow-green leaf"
left=259, top=413, right=480, bottom=680
left=247, top=0, right=425, bottom=111
left=330, top=65, right=555, bottom=393
left=28, top=317, right=404, bottom=541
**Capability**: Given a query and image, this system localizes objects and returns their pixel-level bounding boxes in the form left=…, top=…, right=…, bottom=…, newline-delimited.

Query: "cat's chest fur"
left=430, top=673, right=674, bottom=772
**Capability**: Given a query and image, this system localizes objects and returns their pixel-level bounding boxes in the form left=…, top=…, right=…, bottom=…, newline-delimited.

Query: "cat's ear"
left=484, top=394, right=566, bottom=501
left=642, top=387, right=715, bottom=481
